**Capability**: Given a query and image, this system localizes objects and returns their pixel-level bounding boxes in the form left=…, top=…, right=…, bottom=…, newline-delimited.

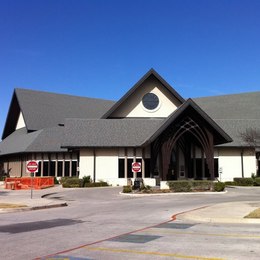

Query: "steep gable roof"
left=102, top=68, right=185, bottom=119
left=2, top=88, right=115, bottom=139
left=144, top=99, right=232, bottom=146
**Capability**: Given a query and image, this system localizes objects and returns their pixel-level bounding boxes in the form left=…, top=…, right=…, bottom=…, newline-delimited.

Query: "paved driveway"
left=0, top=186, right=260, bottom=259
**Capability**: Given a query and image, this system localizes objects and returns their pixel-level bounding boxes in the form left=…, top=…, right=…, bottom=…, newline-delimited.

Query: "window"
left=43, top=162, right=49, bottom=176
left=36, top=162, right=41, bottom=177
left=145, top=159, right=150, bottom=178
left=57, top=161, right=63, bottom=177
left=118, top=159, right=125, bottom=178
left=50, top=161, right=56, bottom=176
left=72, top=161, right=77, bottom=177
left=127, top=159, right=133, bottom=178
left=65, top=161, right=70, bottom=177
left=142, top=93, right=159, bottom=111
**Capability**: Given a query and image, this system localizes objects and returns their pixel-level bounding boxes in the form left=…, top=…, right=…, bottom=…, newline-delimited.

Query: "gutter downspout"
left=241, top=149, right=244, bottom=178
left=93, top=148, right=96, bottom=182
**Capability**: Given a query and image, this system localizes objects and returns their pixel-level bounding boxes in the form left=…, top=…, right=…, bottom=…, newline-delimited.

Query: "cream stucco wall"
left=217, top=147, right=257, bottom=182
left=79, top=147, right=153, bottom=186
left=79, top=148, right=122, bottom=185
left=15, top=112, right=25, bottom=130
left=79, top=149, right=95, bottom=180
left=110, top=76, right=181, bottom=118
left=95, top=148, right=118, bottom=183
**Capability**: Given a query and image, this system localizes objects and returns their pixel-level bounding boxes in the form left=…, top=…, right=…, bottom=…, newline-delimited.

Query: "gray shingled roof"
left=62, top=118, right=164, bottom=147
left=193, top=92, right=260, bottom=147
left=0, top=126, right=67, bottom=156
left=215, top=119, right=260, bottom=147
left=62, top=99, right=232, bottom=149
left=193, top=92, right=260, bottom=120
left=15, top=88, right=115, bottom=131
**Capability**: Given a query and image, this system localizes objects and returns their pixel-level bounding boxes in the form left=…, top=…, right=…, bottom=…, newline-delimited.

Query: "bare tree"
left=240, top=128, right=260, bottom=148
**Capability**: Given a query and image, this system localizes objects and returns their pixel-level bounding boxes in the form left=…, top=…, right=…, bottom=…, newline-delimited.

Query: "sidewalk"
left=0, top=184, right=67, bottom=213
left=177, top=201, right=260, bottom=224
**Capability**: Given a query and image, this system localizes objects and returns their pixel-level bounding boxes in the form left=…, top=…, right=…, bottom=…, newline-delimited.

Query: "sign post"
left=26, top=161, right=38, bottom=199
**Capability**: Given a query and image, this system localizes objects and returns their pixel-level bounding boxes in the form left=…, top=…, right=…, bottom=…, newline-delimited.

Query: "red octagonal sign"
left=27, top=161, right=38, bottom=173
left=132, top=162, right=141, bottom=173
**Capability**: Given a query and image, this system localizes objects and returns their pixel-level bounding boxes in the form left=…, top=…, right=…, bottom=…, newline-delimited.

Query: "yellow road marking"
left=144, top=229, right=260, bottom=239
left=85, top=247, right=225, bottom=260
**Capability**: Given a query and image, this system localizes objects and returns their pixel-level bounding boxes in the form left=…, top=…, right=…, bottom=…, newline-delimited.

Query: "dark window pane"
left=72, top=161, right=77, bottom=177
left=127, top=159, right=133, bottom=178
left=43, top=162, right=48, bottom=176
left=118, top=159, right=125, bottom=178
left=136, top=159, right=142, bottom=178
left=36, top=161, right=41, bottom=177
left=57, top=161, right=63, bottom=177
left=65, top=161, right=70, bottom=177
left=145, top=159, right=150, bottom=178
left=50, top=161, right=55, bottom=177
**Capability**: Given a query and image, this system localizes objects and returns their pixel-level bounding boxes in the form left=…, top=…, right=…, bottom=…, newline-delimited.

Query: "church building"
left=0, top=69, right=259, bottom=186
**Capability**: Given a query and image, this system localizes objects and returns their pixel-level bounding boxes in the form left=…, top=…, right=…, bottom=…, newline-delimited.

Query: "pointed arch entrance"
left=148, top=99, right=232, bottom=181
left=151, top=116, right=215, bottom=180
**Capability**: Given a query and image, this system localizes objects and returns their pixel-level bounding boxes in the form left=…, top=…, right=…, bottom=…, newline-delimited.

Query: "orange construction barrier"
left=5, top=177, right=54, bottom=190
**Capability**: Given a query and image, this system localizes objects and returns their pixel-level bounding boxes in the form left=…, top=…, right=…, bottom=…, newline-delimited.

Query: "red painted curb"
left=34, top=205, right=209, bottom=260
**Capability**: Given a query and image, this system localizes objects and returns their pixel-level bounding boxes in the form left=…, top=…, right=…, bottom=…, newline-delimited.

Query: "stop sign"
left=132, top=162, right=141, bottom=173
left=27, top=161, right=38, bottom=173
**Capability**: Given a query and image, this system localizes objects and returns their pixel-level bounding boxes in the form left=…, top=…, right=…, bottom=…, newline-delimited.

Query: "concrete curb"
left=0, top=202, right=68, bottom=213
left=119, top=190, right=227, bottom=197
left=31, top=203, right=68, bottom=210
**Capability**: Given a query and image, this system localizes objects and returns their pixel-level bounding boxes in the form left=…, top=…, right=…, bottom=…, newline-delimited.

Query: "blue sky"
left=1, top=0, right=260, bottom=137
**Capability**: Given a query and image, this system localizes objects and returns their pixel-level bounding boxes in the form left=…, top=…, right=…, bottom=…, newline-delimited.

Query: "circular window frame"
left=141, top=93, right=161, bottom=113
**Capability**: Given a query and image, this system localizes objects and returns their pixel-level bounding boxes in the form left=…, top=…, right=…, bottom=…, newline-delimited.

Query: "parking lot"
left=0, top=186, right=260, bottom=259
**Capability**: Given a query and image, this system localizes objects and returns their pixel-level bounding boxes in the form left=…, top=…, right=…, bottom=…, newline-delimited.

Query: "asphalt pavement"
left=1, top=183, right=260, bottom=224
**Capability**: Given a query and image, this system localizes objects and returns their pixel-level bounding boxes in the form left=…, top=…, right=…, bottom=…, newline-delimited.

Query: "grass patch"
left=244, top=208, right=260, bottom=219
left=0, top=203, right=28, bottom=209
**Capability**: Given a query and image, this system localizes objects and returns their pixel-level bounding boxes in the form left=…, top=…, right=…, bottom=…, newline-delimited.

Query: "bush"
left=122, top=185, right=132, bottom=193
left=62, top=177, right=83, bottom=188
left=192, top=181, right=212, bottom=191
left=224, top=181, right=237, bottom=186
left=54, top=177, right=59, bottom=185
left=254, top=177, right=260, bottom=186
left=233, top=178, right=254, bottom=186
left=167, top=181, right=192, bottom=192
left=84, top=181, right=109, bottom=187
left=213, top=182, right=226, bottom=192
left=82, top=175, right=91, bottom=186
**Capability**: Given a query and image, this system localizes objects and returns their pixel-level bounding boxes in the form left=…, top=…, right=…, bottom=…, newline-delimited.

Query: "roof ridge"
left=194, top=91, right=260, bottom=99
left=15, top=88, right=115, bottom=102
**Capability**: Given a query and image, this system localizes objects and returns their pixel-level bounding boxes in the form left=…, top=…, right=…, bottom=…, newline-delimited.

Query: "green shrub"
left=59, top=177, right=68, bottom=185
left=254, top=177, right=260, bottom=186
left=167, top=181, right=192, bottom=192
left=82, top=175, right=92, bottom=186
left=192, top=181, right=212, bottom=191
left=233, top=178, right=254, bottom=186
left=225, top=181, right=237, bottom=186
left=54, top=177, right=59, bottom=185
left=122, top=185, right=132, bottom=193
left=213, top=182, right=226, bottom=192
left=84, top=181, right=109, bottom=187
left=62, top=177, right=83, bottom=188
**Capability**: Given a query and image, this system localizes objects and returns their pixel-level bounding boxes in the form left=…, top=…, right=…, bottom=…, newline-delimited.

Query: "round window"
left=142, top=93, right=159, bottom=111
